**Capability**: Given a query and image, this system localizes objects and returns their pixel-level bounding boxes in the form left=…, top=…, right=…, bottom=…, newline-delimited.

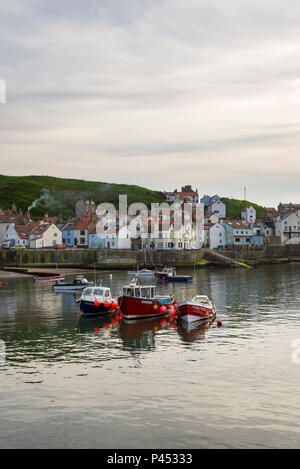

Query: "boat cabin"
left=81, top=286, right=112, bottom=301
left=122, top=283, right=156, bottom=300
left=161, top=267, right=176, bottom=276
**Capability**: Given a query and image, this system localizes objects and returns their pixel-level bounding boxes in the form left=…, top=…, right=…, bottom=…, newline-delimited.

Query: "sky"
left=0, top=0, right=300, bottom=207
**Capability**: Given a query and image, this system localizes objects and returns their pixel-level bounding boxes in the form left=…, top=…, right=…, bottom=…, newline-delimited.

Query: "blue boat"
left=155, top=267, right=193, bottom=283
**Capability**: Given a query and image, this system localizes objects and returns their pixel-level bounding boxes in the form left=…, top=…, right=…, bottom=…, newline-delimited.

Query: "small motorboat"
left=78, top=286, right=119, bottom=316
left=155, top=267, right=193, bottom=282
left=52, top=275, right=93, bottom=292
left=127, top=268, right=155, bottom=276
left=118, top=278, right=174, bottom=320
left=177, top=295, right=216, bottom=323
left=34, top=275, right=65, bottom=283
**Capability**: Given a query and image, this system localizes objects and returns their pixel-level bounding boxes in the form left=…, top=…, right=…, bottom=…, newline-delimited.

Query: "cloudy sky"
left=1, top=0, right=300, bottom=207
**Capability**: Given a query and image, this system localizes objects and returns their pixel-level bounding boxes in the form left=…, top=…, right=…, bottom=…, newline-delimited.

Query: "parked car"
left=11, top=245, right=26, bottom=250
left=54, top=244, right=66, bottom=249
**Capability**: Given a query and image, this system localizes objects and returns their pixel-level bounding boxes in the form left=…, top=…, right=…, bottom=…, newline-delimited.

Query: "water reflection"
left=177, top=318, right=215, bottom=343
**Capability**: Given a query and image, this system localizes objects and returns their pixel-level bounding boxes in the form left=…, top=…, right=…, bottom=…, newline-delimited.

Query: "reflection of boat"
left=52, top=275, right=93, bottom=292
left=127, top=268, right=155, bottom=276
left=177, top=319, right=214, bottom=343
left=77, top=314, right=113, bottom=333
left=177, top=295, right=216, bottom=323
left=118, top=278, right=173, bottom=319
left=78, top=286, right=118, bottom=316
left=118, top=316, right=162, bottom=350
left=155, top=267, right=193, bottom=282
left=34, top=275, right=65, bottom=283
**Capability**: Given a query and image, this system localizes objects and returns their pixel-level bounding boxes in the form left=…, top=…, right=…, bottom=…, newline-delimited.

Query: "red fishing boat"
left=34, top=275, right=65, bottom=283
left=118, top=279, right=173, bottom=320
left=177, top=295, right=216, bottom=323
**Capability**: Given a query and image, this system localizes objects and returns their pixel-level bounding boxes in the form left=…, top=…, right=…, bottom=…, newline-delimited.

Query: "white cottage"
left=241, top=206, right=256, bottom=224
left=209, top=223, right=226, bottom=250
left=274, top=213, right=300, bottom=244
left=29, top=223, right=62, bottom=249
left=207, top=200, right=226, bottom=219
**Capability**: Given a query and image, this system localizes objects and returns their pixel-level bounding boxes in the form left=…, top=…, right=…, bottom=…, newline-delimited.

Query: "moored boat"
left=78, top=286, right=119, bottom=316
left=155, top=267, right=193, bottom=282
left=127, top=268, right=155, bottom=276
left=118, top=279, right=174, bottom=320
left=52, top=275, right=93, bottom=292
left=34, top=275, right=65, bottom=283
left=177, top=295, right=216, bottom=323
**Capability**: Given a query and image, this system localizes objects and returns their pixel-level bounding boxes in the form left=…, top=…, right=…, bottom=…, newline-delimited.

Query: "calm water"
left=0, top=264, right=300, bottom=449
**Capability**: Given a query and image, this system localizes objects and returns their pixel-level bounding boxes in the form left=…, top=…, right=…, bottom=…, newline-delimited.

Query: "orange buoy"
left=94, top=328, right=101, bottom=334
left=94, top=300, right=100, bottom=307
left=160, top=306, right=167, bottom=313
left=169, top=308, right=177, bottom=318
left=153, top=304, right=158, bottom=310
left=104, top=301, right=110, bottom=308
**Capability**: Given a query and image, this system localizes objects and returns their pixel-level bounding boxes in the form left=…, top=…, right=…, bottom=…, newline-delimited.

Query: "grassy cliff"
left=221, top=197, right=268, bottom=219
left=0, top=175, right=165, bottom=219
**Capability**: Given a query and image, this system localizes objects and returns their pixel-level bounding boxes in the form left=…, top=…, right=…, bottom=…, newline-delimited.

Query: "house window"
left=178, top=242, right=183, bottom=248
left=80, top=238, right=85, bottom=244
left=80, top=230, right=85, bottom=235
left=235, top=238, right=240, bottom=242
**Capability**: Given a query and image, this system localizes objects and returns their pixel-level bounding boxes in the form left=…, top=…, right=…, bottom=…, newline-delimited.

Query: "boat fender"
left=217, top=320, right=222, bottom=327
left=94, top=300, right=100, bottom=307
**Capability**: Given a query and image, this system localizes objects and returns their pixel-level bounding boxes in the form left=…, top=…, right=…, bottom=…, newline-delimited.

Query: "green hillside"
left=221, top=197, right=268, bottom=219
left=0, top=175, right=165, bottom=219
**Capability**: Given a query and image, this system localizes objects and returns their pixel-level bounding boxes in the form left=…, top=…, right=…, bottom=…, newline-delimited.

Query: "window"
left=80, top=238, right=85, bottom=244
left=80, top=230, right=85, bottom=235
left=134, top=288, right=140, bottom=297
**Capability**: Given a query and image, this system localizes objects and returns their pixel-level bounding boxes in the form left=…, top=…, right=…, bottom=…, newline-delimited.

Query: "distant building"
left=209, top=223, right=226, bottom=250
left=223, top=219, right=253, bottom=246
left=165, top=185, right=199, bottom=204
left=274, top=212, right=300, bottom=244
left=75, top=200, right=96, bottom=218
left=241, top=206, right=256, bottom=224
left=278, top=202, right=300, bottom=214
left=207, top=200, right=226, bottom=218
left=29, top=223, right=62, bottom=249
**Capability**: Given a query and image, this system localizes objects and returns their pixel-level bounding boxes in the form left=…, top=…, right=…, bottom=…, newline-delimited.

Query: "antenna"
left=244, top=187, right=247, bottom=201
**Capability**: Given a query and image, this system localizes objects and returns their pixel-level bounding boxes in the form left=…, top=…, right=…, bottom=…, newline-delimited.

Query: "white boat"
left=52, top=275, right=93, bottom=292
left=127, top=268, right=155, bottom=276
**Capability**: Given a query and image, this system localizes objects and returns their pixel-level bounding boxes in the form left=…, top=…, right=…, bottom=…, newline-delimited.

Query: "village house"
left=209, top=223, right=226, bottom=250
left=75, top=200, right=96, bottom=218
left=29, top=223, right=62, bottom=249
left=274, top=212, right=300, bottom=244
left=165, top=185, right=199, bottom=204
left=61, top=222, right=75, bottom=247
left=223, top=219, right=253, bottom=247
left=74, top=219, right=90, bottom=248
left=2, top=224, right=30, bottom=248
left=241, top=206, right=256, bottom=224
left=207, top=200, right=226, bottom=218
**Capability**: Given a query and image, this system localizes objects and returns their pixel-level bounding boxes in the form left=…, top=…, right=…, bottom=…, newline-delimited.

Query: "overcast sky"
left=1, top=0, right=300, bottom=207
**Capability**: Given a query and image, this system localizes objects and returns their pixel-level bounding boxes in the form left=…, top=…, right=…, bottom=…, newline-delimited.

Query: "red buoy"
left=217, top=320, right=222, bottom=327
left=94, top=300, right=100, bottom=307
left=160, top=306, right=167, bottom=313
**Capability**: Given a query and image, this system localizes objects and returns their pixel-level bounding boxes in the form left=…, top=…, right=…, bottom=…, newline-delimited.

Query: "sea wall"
left=0, top=244, right=299, bottom=269
left=0, top=248, right=206, bottom=269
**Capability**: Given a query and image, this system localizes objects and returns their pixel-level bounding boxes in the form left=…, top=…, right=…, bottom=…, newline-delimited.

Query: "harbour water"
left=0, top=264, right=300, bottom=449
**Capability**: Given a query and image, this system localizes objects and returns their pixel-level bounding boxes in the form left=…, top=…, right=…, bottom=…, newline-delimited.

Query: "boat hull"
left=34, top=276, right=65, bottom=283
left=156, top=272, right=193, bottom=282
left=79, top=300, right=112, bottom=316
left=177, top=302, right=215, bottom=323
left=118, top=296, right=168, bottom=320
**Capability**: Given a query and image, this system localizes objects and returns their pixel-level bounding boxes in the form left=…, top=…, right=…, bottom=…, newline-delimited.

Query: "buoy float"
left=104, top=301, right=111, bottom=308
left=153, top=304, right=158, bottom=310
left=94, top=300, right=100, bottom=307
left=160, top=306, right=167, bottom=313
left=217, top=320, right=222, bottom=327
left=169, top=308, right=177, bottom=318
left=94, top=328, right=100, bottom=334
left=104, top=323, right=110, bottom=329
